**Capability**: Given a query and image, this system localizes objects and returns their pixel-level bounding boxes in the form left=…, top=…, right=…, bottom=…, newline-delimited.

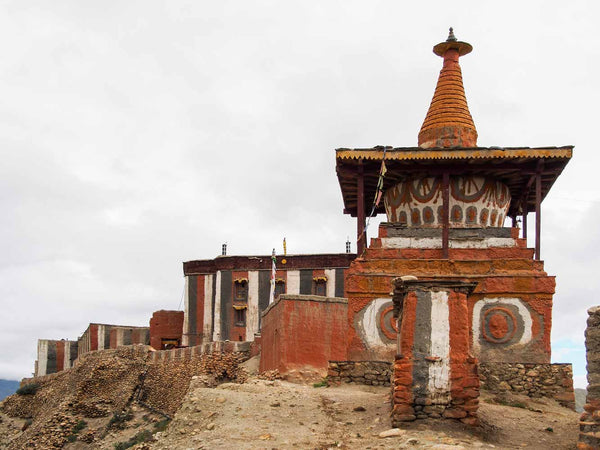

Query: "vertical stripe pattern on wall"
left=258, top=270, right=271, bottom=327
left=182, top=276, right=189, bottom=346
left=286, top=270, right=300, bottom=295
left=37, top=340, right=48, bottom=376
left=335, top=268, right=345, bottom=298
left=428, top=291, right=451, bottom=402
left=213, top=272, right=222, bottom=341
left=247, top=271, right=259, bottom=341
left=188, top=275, right=197, bottom=346
left=325, top=269, right=336, bottom=297
left=203, top=274, right=214, bottom=343
left=47, top=341, right=57, bottom=375
left=412, top=290, right=432, bottom=401
left=299, top=269, right=313, bottom=294
left=220, top=270, right=232, bottom=341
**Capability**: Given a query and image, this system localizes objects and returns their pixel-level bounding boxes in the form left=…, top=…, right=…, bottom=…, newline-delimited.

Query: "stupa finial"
left=447, top=27, right=457, bottom=42
left=418, top=29, right=477, bottom=148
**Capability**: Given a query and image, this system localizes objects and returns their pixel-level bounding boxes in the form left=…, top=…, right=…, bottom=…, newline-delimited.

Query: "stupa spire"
left=418, top=28, right=478, bottom=148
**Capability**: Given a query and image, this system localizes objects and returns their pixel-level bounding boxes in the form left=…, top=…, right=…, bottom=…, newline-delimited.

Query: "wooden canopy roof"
left=336, top=146, right=573, bottom=219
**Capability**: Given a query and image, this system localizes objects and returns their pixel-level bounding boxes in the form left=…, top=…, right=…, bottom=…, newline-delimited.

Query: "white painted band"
left=381, top=237, right=516, bottom=249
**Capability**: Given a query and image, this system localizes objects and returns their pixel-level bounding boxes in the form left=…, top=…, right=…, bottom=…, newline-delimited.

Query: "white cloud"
left=1, top=1, right=598, bottom=381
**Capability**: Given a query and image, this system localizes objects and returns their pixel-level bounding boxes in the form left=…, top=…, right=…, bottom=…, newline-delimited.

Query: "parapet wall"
left=479, top=362, right=575, bottom=409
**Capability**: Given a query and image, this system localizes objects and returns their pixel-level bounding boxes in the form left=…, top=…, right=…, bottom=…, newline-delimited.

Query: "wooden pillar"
left=442, top=172, right=450, bottom=259
left=535, top=173, right=541, bottom=260
left=357, top=161, right=366, bottom=255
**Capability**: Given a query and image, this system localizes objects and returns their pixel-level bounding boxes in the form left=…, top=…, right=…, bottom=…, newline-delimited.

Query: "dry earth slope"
left=0, top=349, right=581, bottom=449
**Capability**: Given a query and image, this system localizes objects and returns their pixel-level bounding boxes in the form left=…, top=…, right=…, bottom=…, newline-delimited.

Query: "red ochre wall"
left=150, top=310, right=184, bottom=350
left=55, top=341, right=65, bottom=372
left=345, top=226, right=554, bottom=363
left=260, top=295, right=348, bottom=376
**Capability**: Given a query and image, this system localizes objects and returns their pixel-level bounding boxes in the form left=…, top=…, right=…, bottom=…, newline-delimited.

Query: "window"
left=234, top=278, right=248, bottom=302
left=312, top=276, right=327, bottom=296
left=161, top=338, right=179, bottom=350
left=274, top=279, right=285, bottom=299
left=234, top=308, right=246, bottom=327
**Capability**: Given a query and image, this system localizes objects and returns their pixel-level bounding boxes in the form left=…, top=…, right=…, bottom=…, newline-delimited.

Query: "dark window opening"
left=234, top=308, right=246, bottom=327
left=274, top=280, right=285, bottom=299
left=234, top=279, right=248, bottom=302
left=312, top=278, right=327, bottom=296
left=161, top=338, right=180, bottom=350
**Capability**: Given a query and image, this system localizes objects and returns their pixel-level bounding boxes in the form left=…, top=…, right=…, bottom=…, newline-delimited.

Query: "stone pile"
left=579, top=306, right=600, bottom=449
left=0, top=343, right=250, bottom=448
left=392, top=354, right=480, bottom=426
left=143, top=350, right=249, bottom=415
left=480, top=362, right=575, bottom=409
left=327, top=361, right=392, bottom=386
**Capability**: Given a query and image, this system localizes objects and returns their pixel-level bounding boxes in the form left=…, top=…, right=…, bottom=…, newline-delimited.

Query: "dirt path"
left=150, top=377, right=580, bottom=449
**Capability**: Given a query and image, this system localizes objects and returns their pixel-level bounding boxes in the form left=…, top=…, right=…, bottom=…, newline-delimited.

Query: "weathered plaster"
left=472, top=297, right=533, bottom=354
left=325, top=269, right=336, bottom=298
left=247, top=270, right=259, bottom=341
left=287, top=270, right=300, bottom=295
left=182, top=276, right=190, bottom=346
left=428, top=290, right=450, bottom=403
left=213, top=271, right=222, bottom=341
left=380, top=236, right=516, bottom=249
left=203, top=274, right=213, bottom=343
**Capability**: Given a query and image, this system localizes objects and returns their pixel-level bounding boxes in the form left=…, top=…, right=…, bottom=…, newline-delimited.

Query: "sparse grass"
left=107, top=410, right=134, bottom=430
left=153, top=418, right=171, bottom=432
left=73, top=419, right=87, bottom=433
left=487, top=396, right=528, bottom=409
left=313, top=380, right=329, bottom=388
left=113, top=429, right=153, bottom=450
left=65, top=419, right=88, bottom=442
left=16, top=383, right=40, bottom=396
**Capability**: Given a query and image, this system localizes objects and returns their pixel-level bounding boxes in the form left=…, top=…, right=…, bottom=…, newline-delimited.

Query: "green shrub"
left=313, top=380, right=328, bottom=388
left=16, top=383, right=40, bottom=396
left=107, top=410, right=133, bottom=430
left=73, top=419, right=87, bottom=433
left=153, top=418, right=170, bottom=432
left=113, top=429, right=153, bottom=449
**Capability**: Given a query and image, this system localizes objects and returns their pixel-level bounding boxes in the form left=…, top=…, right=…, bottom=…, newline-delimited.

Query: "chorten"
left=336, top=28, right=572, bottom=365
left=335, top=28, right=573, bottom=424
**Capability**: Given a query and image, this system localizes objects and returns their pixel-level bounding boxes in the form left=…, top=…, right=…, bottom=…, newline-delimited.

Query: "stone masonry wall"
left=579, top=306, right=600, bottom=449
left=327, top=361, right=392, bottom=386
left=22, top=342, right=251, bottom=418
left=480, top=362, right=575, bottom=409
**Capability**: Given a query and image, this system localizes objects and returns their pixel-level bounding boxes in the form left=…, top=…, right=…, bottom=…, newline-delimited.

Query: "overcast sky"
left=0, top=1, right=597, bottom=387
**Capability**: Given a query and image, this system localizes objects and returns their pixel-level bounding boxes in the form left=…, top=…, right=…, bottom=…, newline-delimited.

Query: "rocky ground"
left=149, top=377, right=579, bottom=450
left=0, top=350, right=581, bottom=449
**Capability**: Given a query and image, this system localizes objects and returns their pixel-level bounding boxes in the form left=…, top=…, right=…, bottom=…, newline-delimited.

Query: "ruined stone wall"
left=327, top=361, right=392, bottom=386
left=579, top=306, right=600, bottom=449
left=23, top=342, right=251, bottom=419
left=142, top=342, right=250, bottom=416
left=480, top=362, right=574, bottom=409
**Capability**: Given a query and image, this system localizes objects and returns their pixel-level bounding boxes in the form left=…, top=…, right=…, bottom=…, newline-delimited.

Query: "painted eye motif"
left=355, top=298, right=397, bottom=350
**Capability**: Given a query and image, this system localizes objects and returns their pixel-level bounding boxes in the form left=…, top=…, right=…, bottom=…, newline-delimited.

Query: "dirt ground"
left=150, top=376, right=580, bottom=450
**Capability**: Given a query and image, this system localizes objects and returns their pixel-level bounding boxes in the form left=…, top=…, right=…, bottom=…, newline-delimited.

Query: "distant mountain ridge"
left=575, top=388, right=587, bottom=413
left=0, top=379, right=19, bottom=401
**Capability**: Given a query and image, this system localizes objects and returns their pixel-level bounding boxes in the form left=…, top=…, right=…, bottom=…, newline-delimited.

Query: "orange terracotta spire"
left=418, top=28, right=478, bottom=148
